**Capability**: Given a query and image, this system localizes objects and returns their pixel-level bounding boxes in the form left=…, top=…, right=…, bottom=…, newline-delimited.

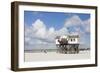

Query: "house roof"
left=68, top=35, right=79, bottom=38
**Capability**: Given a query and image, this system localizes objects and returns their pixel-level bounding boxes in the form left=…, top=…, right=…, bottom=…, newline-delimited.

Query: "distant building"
left=55, top=34, right=79, bottom=54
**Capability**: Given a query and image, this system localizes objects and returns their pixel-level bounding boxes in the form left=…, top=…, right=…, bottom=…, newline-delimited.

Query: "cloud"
left=64, top=15, right=90, bottom=47
left=25, top=15, right=90, bottom=50
left=25, top=19, right=69, bottom=49
left=64, top=15, right=82, bottom=27
left=56, top=27, right=69, bottom=36
left=83, top=19, right=90, bottom=33
left=64, top=15, right=90, bottom=34
left=33, top=20, right=46, bottom=39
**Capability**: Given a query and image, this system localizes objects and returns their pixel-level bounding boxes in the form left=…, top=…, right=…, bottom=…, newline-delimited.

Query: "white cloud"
left=64, top=15, right=82, bottom=27
left=64, top=15, right=90, bottom=34
left=83, top=19, right=90, bottom=33
left=32, top=19, right=46, bottom=39
left=56, top=27, right=69, bottom=36
left=64, top=15, right=90, bottom=47
left=25, top=15, right=90, bottom=50
left=32, top=19, right=46, bottom=31
left=25, top=19, right=69, bottom=49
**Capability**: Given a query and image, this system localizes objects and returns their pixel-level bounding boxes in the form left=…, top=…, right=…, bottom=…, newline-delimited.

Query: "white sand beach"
left=24, top=51, right=90, bottom=62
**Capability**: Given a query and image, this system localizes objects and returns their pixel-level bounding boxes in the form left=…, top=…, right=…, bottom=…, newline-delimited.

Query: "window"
left=71, top=39, right=72, bottom=41
left=73, top=38, right=75, bottom=41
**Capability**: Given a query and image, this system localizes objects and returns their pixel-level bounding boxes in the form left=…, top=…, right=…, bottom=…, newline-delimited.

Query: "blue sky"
left=24, top=11, right=90, bottom=49
left=24, top=11, right=90, bottom=30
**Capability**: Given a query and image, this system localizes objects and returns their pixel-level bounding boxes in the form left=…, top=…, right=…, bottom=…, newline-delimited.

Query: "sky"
left=24, top=11, right=90, bottom=50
